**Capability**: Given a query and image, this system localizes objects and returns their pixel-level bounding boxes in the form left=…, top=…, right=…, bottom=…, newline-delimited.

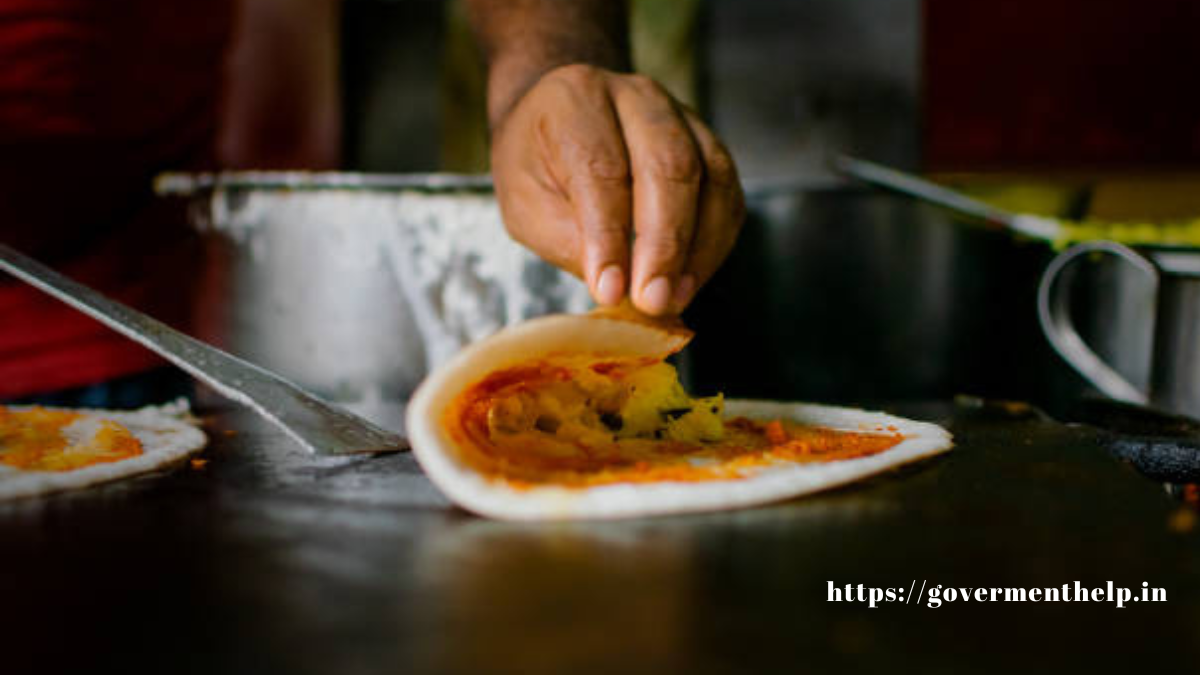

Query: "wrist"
left=485, top=50, right=629, bottom=132
left=467, top=0, right=631, bottom=130
left=488, top=57, right=631, bottom=132
left=486, top=54, right=558, bottom=130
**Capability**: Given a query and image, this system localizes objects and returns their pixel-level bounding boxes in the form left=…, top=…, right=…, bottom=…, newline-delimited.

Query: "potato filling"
left=485, top=359, right=724, bottom=447
left=445, top=355, right=906, bottom=489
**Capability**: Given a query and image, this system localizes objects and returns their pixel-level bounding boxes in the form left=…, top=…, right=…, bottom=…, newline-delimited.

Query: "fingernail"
left=596, top=265, right=624, bottom=305
left=673, top=274, right=696, bottom=309
left=640, top=276, right=672, bottom=315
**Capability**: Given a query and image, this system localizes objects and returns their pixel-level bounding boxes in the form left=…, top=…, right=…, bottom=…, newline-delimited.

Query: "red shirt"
left=0, top=0, right=231, bottom=397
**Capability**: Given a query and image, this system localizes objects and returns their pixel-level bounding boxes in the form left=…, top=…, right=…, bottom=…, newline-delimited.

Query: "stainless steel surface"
left=1038, top=242, right=1155, bottom=404
left=834, top=155, right=1014, bottom=227
left=1150, top=253, right=1200, bottom=416
left=0, top=243, right=407, bottom=456
left=1039, top=241, right=1200, bottom=417
left=155, top=171, right=494, bottom=195
left=1069, top=253, right=1157, bottom=393
left=167, top=172, right=590, bottom=431
left=683, top=182, right=1069, bottom=407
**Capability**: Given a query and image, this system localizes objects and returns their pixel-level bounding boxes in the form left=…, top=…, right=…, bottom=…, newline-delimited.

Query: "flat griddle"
left=2, top=400, right=1198, bottom=673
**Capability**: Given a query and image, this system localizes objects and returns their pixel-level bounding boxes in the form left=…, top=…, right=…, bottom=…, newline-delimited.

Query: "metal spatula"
left=0, top=243, right=408, bottom=456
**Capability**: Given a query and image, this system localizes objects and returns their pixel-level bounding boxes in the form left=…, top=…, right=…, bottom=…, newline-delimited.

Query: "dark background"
left=342, top=0, right=1200, bottom=175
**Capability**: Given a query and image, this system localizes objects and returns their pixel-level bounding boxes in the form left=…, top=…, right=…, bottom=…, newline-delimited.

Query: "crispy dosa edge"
left=406, top=312, right=953, bottom=521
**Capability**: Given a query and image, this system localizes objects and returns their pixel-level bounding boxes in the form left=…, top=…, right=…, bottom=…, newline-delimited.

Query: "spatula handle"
left=833, top=155, right=1016, bottom=228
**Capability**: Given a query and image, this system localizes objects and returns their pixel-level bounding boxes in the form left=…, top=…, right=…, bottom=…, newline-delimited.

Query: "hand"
left=489, top=64, right=745, bottom=316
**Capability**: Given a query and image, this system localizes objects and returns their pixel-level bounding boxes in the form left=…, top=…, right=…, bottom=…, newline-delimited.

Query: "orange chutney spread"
left=0, top=406, right=143, bottom=471
left=444, top=357, right=904, bottom=489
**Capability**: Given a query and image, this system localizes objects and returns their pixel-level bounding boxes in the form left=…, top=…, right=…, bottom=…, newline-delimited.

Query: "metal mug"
left=1039, top=241, right=1200, bottom=417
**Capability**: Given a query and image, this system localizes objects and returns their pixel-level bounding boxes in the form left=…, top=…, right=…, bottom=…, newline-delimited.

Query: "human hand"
left=489, top=64, right=745, bottom=316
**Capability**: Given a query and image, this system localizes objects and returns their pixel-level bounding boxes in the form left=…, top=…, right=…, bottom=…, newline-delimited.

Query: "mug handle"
left=1037, top=241, right=1157, bottom=404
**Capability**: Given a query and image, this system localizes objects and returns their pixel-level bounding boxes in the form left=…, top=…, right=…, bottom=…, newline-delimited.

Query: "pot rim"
left=155, top=170, right=853, bottom=199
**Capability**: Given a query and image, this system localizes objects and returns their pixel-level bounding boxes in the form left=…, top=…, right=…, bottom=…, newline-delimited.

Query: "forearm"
left=465, top=0, right=631, bottom=127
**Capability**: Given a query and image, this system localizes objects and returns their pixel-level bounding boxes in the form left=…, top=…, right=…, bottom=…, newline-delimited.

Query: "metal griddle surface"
left=3, top=402, right=1199, bottom=674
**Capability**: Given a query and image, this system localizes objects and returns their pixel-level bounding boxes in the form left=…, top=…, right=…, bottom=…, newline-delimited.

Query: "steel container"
left=1040, top=242, right=1200, bottom=417
left=682, top=179, right=1079, bottom=409
left=160, top=172, right=591, bottom=431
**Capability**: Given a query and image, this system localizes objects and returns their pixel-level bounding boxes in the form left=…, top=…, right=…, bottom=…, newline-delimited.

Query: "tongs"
left=0, top=243, right=407, bottom=456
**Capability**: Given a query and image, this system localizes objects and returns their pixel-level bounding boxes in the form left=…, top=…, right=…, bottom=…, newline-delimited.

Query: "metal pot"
left=682, top=179, right=1076, bottom=408
left=159, top=172, right=590, bottom=431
